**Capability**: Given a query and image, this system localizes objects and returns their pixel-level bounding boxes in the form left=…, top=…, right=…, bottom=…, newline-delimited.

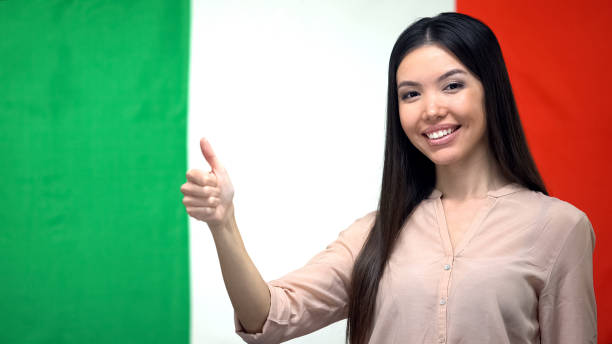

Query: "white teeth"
left=426, top=128, right=455, bottom=139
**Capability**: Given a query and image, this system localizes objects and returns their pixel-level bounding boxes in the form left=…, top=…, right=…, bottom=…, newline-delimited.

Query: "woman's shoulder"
left=334, top=211, right=377, bottom=259
left=501, top=187, right=595, bottom=269
left=512, top=186, right=587, bottom=222
left=514, top=189, right=596, bottom=281
left=508, top=186, right=593, bottom=239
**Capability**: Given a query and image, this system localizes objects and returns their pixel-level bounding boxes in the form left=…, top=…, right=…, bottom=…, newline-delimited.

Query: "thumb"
left=200, top=137, right=223, bottom=172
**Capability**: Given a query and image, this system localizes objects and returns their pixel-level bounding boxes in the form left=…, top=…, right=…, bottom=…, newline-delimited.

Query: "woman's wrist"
left=209, top=205, right=239, bottom=241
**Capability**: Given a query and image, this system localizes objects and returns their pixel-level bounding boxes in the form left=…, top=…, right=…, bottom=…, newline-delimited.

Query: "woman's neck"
left=435, top=145, right=510, bottom=201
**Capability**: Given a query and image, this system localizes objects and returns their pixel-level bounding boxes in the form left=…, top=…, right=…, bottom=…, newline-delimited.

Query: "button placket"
left=436, top=256, right=453, bottom=343
left=434, top=199, right=458, bottom=344
left=437, top=255, right=455, bottom=344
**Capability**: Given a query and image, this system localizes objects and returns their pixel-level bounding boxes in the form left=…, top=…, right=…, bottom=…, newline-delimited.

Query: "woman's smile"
left=423, top=125, right=461, bottom=146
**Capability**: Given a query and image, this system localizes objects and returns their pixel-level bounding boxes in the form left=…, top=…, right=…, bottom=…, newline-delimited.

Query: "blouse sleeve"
left=234, top=212, right=375, bottom=344
left=538, top=213, right=597, bottom=343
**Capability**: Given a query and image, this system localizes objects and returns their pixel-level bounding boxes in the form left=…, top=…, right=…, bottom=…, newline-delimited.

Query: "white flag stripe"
left=188, top=1, right=455, bottom=343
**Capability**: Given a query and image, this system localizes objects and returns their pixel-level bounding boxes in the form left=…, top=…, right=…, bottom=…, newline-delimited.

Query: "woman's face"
left=396, top=44, right=488, bottom=167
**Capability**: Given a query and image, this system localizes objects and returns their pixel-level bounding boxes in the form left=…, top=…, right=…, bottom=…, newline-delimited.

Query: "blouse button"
left=440, top=299, right=446, bottom=305
left=443, top=264, right=451, bottom=270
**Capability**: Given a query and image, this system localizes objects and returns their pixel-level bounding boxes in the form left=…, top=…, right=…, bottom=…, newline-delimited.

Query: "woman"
left=181, top=12, right=596, bottom=344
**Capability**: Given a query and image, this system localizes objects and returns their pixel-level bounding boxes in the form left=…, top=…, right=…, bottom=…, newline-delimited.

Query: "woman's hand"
left=181, top=138, right=235, bottom=231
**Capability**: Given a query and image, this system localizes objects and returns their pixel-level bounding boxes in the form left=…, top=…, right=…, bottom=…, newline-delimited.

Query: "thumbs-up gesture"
left=181, top=138, right=235, bottom=230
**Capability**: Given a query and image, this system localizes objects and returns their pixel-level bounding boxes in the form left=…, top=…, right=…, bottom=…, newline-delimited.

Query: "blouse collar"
left=426, top=182, right=526, bottom=200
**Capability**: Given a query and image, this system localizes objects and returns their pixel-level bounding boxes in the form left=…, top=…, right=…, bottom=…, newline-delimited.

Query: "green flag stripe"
left=0, top=1, right=190, bottom=343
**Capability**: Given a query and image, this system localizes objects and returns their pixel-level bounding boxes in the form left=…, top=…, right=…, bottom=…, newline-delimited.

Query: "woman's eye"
left=444, top=82, right=464, bottom=91
left=401, top=91, right=420, bottom=100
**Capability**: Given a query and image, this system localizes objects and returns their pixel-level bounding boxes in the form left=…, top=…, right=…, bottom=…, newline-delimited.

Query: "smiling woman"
left=182, top=12, right=597, bottom=344
left=345, top=12, right=596, bottom=344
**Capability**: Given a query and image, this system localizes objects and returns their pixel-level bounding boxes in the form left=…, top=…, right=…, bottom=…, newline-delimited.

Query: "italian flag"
left=1, top=1, right=608, bottom=343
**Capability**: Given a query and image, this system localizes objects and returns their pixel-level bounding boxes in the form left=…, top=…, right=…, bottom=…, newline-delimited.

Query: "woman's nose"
left=423, top=94, right=447, bottom=120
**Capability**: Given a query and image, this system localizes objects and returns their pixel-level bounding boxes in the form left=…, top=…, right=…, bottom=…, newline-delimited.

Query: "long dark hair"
left=346, top=12, right=548, bottom=344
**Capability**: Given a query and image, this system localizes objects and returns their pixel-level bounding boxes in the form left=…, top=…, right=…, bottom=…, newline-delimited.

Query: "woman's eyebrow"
left=397, top=69, right=467, bottom=88
left=437, top=68, right=466, bottom=82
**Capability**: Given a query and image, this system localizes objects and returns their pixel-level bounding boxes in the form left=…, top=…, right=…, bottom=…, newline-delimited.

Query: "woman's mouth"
left=422, top=125, right=461, bottom=146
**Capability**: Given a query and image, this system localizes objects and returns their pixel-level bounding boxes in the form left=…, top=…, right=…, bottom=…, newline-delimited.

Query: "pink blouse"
left=234, top=183, right=597, bottom=343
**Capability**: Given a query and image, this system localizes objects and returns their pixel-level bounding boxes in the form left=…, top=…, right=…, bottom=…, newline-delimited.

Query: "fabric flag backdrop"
left=1, top=1, right=610, bottom=344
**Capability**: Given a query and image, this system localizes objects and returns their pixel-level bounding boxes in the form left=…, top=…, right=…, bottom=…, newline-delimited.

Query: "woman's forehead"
left=396, top=44, right=468, bottom=81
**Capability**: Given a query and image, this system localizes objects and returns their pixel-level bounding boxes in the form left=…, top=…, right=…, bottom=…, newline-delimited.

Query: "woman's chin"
left=430, top=156, right=460, bottom=166
left=432, top=160, right=455, bottom=167
left=428, top=153, right=462, bottom=166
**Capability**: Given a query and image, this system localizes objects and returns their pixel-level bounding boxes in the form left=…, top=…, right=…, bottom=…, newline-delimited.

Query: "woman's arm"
left=210, top=206, right=271, bottom=333
left=181, top=138, right=270, bottom=333
left=233, top=211, right=375, bottom=344
left=182, top=138, right=375, bottom=343
left=538, top=213, right=597, bottom=343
